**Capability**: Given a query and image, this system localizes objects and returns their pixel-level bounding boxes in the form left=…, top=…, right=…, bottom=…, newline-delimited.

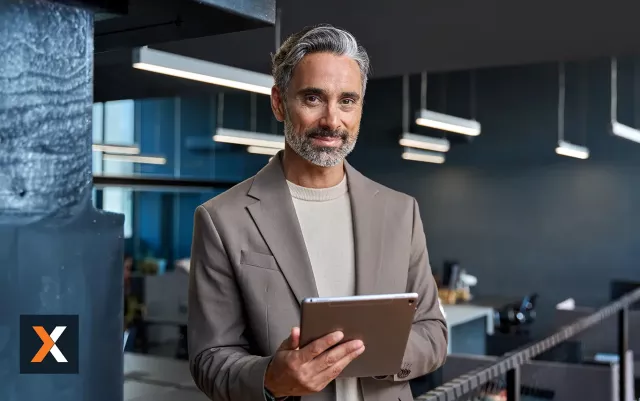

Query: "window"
left=92, top=100, right=135, bottom=238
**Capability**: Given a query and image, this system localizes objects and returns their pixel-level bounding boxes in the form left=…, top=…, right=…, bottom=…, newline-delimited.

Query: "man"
left=189, top=24, right=448, bottom=401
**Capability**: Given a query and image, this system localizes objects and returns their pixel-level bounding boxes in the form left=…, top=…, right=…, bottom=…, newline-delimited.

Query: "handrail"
left=418, top=287, right=640, bottom=401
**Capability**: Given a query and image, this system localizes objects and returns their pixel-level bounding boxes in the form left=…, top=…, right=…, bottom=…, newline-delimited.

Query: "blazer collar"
left=246, top=151, right=385, bottom=303
left=247, top=151, right=379, bottom=201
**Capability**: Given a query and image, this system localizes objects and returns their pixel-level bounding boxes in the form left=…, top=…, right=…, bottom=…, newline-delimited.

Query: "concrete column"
left=0, top=1, right=124, bottom=400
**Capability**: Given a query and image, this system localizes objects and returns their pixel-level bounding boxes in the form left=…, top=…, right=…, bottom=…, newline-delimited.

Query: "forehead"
left=289, top=52, right=362, bottom=95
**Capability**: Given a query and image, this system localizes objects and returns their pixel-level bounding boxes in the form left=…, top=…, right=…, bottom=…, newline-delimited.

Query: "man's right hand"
left=264, top=327, right=365, bottom=398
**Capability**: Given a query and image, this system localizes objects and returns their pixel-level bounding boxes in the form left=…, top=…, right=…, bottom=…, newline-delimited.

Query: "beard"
left=284, top=118, right=358, bottom=168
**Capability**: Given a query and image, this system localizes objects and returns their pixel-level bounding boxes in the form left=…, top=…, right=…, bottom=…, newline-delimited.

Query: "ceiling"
left=95, top=0, right=640, bottom=101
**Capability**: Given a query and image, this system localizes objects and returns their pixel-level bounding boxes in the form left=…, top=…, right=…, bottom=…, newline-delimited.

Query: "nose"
left=319, top=103, right=341, bottom=132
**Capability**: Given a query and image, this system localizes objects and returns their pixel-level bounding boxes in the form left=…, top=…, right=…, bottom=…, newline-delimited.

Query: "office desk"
left=442, top=304, right=494, bottom=355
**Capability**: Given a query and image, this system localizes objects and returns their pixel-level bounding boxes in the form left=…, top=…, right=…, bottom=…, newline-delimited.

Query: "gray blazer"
left=188, top=154, right=448, bottom=401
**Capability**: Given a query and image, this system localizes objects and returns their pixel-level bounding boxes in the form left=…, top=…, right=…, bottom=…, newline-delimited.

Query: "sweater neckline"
left=286, top=175, right=348, bottom=202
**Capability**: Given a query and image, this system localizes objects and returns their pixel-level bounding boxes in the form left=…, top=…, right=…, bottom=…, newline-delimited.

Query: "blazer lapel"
left=345, top=161, right=386, bottom=295
left=246, top=154, right=318, bottom=304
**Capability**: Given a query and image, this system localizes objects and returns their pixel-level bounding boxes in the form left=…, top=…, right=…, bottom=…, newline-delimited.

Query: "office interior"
left=5, top=1, right=640, bottom=401
left=103, top=58, right=640, bottom=400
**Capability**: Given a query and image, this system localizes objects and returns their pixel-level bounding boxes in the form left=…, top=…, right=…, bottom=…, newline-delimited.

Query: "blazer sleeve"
left=188, top=205, right=272, bottom=401
left=396, top=198, right=448, bottom=381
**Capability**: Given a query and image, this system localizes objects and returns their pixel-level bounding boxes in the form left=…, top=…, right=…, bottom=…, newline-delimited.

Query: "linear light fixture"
left=132, top=46, right=274, bottom=95
left=102, top=154, right=167, bottom=165
left=555, top=62, right=589, bottom=160
left=611, top=120, right=640, bottom=143
left=401, top=147, right=445, bottom=164
left=247, top=145, right=281, bottom=156
left=399, top=132, right=450, bottom=152
left=555, top=140, right=589, bottom=160
left=415, top=109, right=481, bottom=136
left=92, top=143, right=140, bottom=155
left=610, top=58, right=640, bottom=144
left=213, top=127, right=285, bottom=149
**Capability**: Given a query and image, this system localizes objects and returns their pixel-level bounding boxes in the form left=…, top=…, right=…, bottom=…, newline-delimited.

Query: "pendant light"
left=555, top=62, right=589, bottom=160
left=399, top=74, right=447, bottom=163
left=414, top=71, right=481, bottom=136
left=610, top=57, right=640, bottom=143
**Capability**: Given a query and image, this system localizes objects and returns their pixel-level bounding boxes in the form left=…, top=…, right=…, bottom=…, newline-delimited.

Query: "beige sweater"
left=287, top=175, right=364, bottom=401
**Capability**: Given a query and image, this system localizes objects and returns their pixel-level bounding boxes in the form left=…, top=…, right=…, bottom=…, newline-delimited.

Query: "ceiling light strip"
left=132, top=47, right=274, bottom=95
left=213, top=128, right=285, bottom=149
left=611, top=121, right=640, bottom=143
left=555, top=140, right=589, bottom=160
left=415, top=109, right=481, bottom=136
left=401, top=147, right=445, bottom=164
left=556, top=62, right=589, bottom=160
left=399, top=133, right=450, bottom=152
left=102, top=154, right=167, bottom=165
left=610, top=58, right=640, bottom=144
left=92, top=143, right=140, bottom=155
left=247, top=145, right=281, bottom=156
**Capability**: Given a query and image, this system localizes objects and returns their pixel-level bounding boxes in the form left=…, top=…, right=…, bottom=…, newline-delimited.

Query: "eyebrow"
left=297, top=87, right=361, bottom=102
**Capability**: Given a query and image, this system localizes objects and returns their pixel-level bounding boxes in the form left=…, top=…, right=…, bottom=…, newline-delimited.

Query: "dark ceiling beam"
left=156, top=0, right=640, bottom=76
left=92, top=0, right=275, bottom=53
left=94, top=0, right=640, bottom=101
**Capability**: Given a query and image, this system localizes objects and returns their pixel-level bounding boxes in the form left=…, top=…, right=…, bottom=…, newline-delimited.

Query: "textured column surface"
left=0, top=1, right=124, bottom=401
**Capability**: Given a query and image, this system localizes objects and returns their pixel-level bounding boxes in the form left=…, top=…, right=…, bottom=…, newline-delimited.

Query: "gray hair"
left=271, top=24, right=371, bottom=97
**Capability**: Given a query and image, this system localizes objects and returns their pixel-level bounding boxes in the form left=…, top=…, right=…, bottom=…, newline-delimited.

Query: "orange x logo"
left=31, top=326, right=68, bottom=363
left=32, top=326, right=54, bottom=363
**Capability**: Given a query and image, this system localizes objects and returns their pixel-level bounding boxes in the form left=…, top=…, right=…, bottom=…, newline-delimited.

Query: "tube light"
left=92, top=143, right=140, bottom=155
left=102, top=154, right=167, bottom=165
left=555, top=140, right=589, bottom=160
left=214, top=128, right=285, bottom=149
left=132, top=47, right=274, bottom=95
left=415, top=109, right=481, bottom=136
left=399, top=133, right=450, bottom=152
left=247, top=146, right=281, bottom=156
left=611, top=120, right=640, bottom=144
left=401, top=147, right=445, bottom=164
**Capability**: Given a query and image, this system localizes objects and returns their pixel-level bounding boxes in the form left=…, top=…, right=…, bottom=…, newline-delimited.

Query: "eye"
left=341, top=98, right=356, bottom=105
left=305, top=95, right=320, bottom=103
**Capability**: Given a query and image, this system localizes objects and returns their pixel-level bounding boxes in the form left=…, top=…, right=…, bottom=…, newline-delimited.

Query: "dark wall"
left=349, top=57, right=640, bottom=321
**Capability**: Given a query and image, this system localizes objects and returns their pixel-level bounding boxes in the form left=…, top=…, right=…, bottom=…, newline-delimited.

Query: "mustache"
left=305, top=128, right=349, bottom=140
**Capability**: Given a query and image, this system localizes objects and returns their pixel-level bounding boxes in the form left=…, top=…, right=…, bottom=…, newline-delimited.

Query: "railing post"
left=506, top=367, right=521, bottom=401
left=618, top=307, right=629, bottom=401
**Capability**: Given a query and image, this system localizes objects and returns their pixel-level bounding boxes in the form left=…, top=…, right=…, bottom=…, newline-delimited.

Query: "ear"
left=270, top=85, right=286, bottom=122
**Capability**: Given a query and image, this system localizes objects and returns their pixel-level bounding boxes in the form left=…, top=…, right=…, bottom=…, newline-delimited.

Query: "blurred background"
left=19, top=1, right=640, bottom=400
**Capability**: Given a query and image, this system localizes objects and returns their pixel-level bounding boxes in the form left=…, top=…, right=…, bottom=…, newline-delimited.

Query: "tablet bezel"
left=299, top=292, right=418, bottom=378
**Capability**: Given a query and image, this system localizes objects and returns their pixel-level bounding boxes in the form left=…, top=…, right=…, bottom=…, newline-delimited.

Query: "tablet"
left=299, top=292, right=418, bottom=378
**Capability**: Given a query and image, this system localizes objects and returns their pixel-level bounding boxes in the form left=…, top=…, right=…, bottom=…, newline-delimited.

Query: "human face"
left=271, top=52, right=363, bottom=167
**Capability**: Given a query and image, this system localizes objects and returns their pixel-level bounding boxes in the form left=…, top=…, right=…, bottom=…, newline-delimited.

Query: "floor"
left=124, top=353, right=207, bottom=401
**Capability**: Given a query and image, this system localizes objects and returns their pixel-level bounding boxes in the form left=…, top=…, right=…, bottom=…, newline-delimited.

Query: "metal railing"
left=419, top=287, right=640, bottom=401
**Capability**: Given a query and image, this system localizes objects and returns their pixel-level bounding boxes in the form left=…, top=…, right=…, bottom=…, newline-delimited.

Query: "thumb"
left=278, top=327, right=300, bottom=351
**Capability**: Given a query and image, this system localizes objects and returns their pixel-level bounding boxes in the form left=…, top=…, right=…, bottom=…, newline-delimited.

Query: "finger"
left=278, top=327, right=300, bottom=351
left=317, top=343, right=365, bottom=382
left=299, top=331, right=344, bottom=363
left=311, top=339, right=364, bottom=372
left=290, top=327, right=300, bottom=349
